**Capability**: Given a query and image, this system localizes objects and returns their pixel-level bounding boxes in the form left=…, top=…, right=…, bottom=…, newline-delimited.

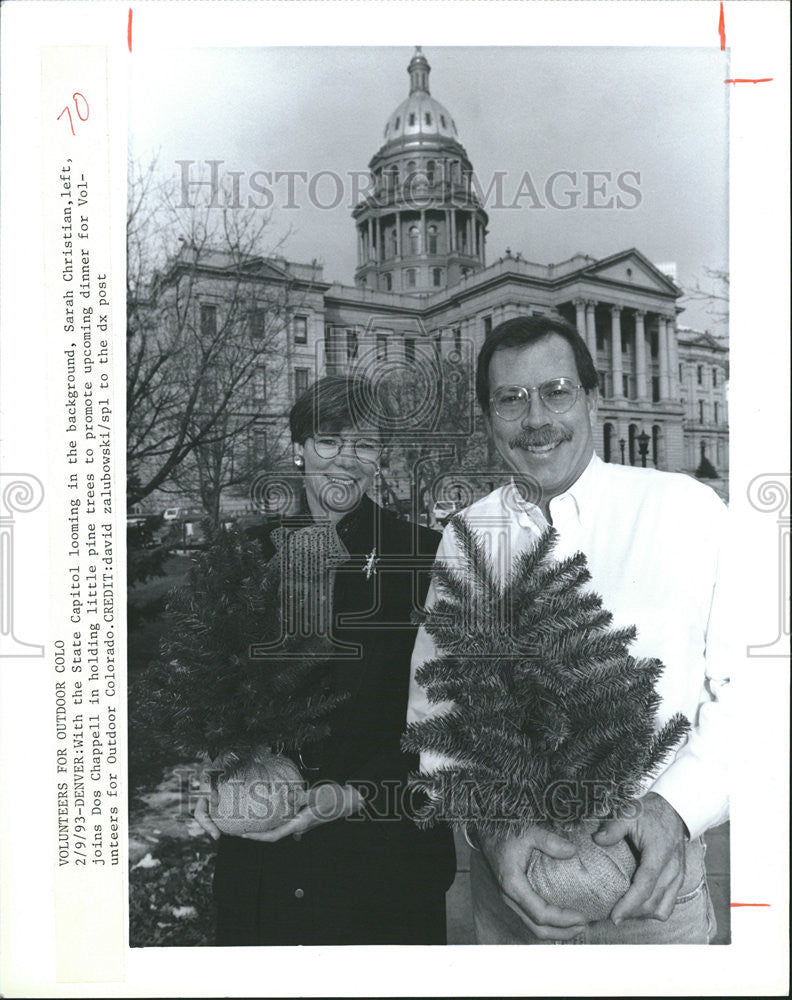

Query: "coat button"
left=294, top=888, right=304, bottom=899
left=293, top=833, right=302, bottom=842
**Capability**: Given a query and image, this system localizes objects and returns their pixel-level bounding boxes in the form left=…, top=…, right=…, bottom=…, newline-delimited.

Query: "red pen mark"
left=128, top=8, right=133, bottom=53
left=730, top=902, right=771, bottom=907
left=724, top=78, right=774, bottom=85
left=718, top=2, right=725, bottom=50
left=56, top=92, right=90, bottom=136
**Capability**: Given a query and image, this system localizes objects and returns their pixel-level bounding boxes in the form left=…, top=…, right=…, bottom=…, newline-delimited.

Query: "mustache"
left=509, top=427, right=572, bottom=450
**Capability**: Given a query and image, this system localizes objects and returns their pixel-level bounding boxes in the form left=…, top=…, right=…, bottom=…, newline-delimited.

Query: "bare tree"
left=681, top=267, right=729, bottom=334
left=126, top=158, right=317, bottom=517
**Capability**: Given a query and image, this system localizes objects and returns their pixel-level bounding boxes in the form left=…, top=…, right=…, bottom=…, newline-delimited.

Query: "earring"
left=294, top=455, right=304, bottom=468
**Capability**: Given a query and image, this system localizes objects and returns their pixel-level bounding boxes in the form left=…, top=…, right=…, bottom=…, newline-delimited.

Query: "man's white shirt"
left=407, top=454, right=730, bottom=840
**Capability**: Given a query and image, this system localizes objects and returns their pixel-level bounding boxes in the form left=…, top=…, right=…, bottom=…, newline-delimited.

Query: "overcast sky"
left=130, top=45, right=728, bottom=331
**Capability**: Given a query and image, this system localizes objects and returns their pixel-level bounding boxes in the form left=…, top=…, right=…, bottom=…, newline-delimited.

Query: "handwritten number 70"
left=57, top=93, right=90, bottom=136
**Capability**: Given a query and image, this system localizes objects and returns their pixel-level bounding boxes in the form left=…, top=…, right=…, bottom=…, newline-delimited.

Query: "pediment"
left=581, top=250, right=680, bottom=296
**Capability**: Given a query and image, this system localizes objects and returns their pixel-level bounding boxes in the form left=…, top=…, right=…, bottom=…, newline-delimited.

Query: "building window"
left=408, top=113, right=416, bottom=126
left=453, top=327, right=462, bottom=356
left=405, top=268, right=417, bottom=288
left=432, top=267, right=443, bottom=287
left=651, top=375, right=660, bottom=402
left=427, top=160, right=435, bottom=184
left=712, top=367, right=718, bottom=388
left=425, top=112, right=432, bottom=125
left=603, top=422, right=614, bottom=463
left=440, top=114, right=446, bottom=128
left=293, top=315, right=308, bottom=344
left=200, top=304, right=217, bottom=339
left=394, top=117, right=400, bottom=129
left=376, top=334, right=388, bottom=361
left=652, top=425, right=661, bottom=467
left=628, top=424, right=638, bottom=466
left=346, top=328, right=359, bottom=361
left=596, top=330, right=607, bottom=353
left=699, top=400, right=705, bottom=423
left=383, top=272, right=392, bottom=291
left=247, top=422, right=268, bottom=463
left=697, top=365, right=703, bottom=385
left=404, top=338, right=416, bottom=362
left=248, top=308, right=267, bottom=340
left=621, top=331, right=629, bottom=353
left=294, top=367, right=309, bottom=399
left=253, top=364, right=267, bottom=401
left=428, top=225, right=438, bottom=255
left=409, top=225, right=421, bottom=255
left=389, top=229, right=397, bottom=257
left=679, top=362, right=683, bottom=382
left=650, top=331, right=658, bottom=358
left=713, top=401, right=719, bottom=423
left=483, top=315, right=492, bottom=338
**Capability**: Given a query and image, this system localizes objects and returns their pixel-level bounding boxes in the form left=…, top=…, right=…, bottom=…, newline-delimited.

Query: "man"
left=407, top=315, right=729, bottom=944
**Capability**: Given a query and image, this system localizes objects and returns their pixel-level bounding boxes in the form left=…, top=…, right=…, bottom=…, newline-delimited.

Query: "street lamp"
left=637, top=430, right=650, bottom=468
left=618, top=438, right=626, bottom=465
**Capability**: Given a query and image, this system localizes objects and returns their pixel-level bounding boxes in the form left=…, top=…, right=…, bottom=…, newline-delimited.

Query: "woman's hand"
left=241, top=782, right=365, bottom=842
left=193, top=787, right=221, bottom=841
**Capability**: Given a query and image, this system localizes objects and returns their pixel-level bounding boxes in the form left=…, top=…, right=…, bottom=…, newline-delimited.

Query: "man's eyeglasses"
left=312, top=435, right=382, bottom=463
left=491, top=378, right=584, bottom=420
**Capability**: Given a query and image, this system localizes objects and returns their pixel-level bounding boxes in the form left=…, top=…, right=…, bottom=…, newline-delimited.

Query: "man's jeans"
left=471, top=835, right=716, bottom=944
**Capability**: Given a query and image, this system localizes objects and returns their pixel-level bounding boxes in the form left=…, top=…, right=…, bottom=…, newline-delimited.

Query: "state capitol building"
left=144, top=48, right=729, bottom=516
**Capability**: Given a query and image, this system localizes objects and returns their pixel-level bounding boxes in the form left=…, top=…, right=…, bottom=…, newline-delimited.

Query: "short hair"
left=289, top=374, right=392, bottom=444
left=475, top=315, right=598, bottom=412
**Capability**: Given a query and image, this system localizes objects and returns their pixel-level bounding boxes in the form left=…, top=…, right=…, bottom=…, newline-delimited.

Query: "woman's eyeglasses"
left=312, top=436, right=382, bottom=463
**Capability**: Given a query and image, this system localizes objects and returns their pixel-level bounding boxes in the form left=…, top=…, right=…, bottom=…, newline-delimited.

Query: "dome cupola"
left=353, top=48, right=488, bottom=296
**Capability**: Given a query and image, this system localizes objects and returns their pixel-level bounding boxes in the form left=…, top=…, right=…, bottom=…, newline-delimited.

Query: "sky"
left=130, top=45, right=729, bottom=332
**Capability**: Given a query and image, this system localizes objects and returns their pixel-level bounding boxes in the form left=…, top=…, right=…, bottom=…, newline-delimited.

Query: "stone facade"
left=136, top=49, right=729, bottom=514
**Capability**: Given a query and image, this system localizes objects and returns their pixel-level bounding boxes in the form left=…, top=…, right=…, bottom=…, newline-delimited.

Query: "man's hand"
left=480, top=827, right=588, bottom=941
left=593, top=791, right=687, bottom=924
left=193, top=787, right=221, bottom=841
left=241, top=782, right=365, bottom=843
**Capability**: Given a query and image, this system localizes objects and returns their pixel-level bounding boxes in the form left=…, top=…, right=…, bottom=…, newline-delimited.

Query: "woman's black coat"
left=213, top=497, right=456, bottom=945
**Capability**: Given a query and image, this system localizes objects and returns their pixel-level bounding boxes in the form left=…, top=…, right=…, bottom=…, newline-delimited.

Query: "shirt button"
left=294, top=888, right=304, bottom=899
left=293, top=832, right=302, bottom=842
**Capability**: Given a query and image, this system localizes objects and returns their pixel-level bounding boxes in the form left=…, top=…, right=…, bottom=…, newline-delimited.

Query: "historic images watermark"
left=0, top=473, right=45, bottom=657
left=746, top=473, right=791, bottom=658
left=177, top=159, right=643, bottom=212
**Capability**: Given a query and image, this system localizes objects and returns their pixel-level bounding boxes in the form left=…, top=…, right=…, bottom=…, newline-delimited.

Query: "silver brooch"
left=363, top=548, right=378, bottom=579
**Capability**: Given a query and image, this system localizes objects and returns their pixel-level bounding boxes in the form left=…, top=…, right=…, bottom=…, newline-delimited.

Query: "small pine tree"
left=132, top=523, right=348, bottom=782
left=403, top=518, right=690, bottom=841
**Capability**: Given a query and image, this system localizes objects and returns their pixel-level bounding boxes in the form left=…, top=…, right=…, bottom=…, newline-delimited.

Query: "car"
left=162, top=507, right=192, bottom=522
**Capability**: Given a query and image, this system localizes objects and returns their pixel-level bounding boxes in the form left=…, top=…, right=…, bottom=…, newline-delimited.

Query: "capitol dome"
left=381, top=49, right=458, bottom=147
left=354, top=47, right=488, bottom=296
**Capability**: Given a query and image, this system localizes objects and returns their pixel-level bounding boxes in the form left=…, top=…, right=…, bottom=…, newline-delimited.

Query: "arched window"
left=628, top=424, right=638, bottom=465
left=427, top=160, right=436, bottom=185
left=383, top=273, right=392, bottom=291
left=699, top=400, right=705, bottom=423
left=405, top=268, right=417, bottom=288
left=652, top=425, right=661, bottom=468
left=432, top=267, right=442, bottom=287
left=603, top=422, right=614, bottom=463
left=409, top=225, right=421, bottom=255
left=389, top=228, right=397, bottom=258
left=428, top=224, right=438, bottom=255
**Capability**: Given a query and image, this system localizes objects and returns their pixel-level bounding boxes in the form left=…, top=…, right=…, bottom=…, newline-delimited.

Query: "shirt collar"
left=506, top=451, right=601, bottom=530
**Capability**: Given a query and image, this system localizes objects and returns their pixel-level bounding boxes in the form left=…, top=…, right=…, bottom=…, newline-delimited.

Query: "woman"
left=195, top=374, right=456, bottom=945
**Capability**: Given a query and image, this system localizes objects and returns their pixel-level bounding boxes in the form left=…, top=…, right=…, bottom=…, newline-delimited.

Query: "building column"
left=658, top=315, right=670, bottom=400
left=610, top=306, right=624, bottom=398
left=635, top=309, right=648, bottom=400
left=667, top=316, right=680, bottom=399
left=585, top=300, right=597, bottom=357
left=368, top=218, right=374, bottom=261
left=574, top=299, right=586, bottom=343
